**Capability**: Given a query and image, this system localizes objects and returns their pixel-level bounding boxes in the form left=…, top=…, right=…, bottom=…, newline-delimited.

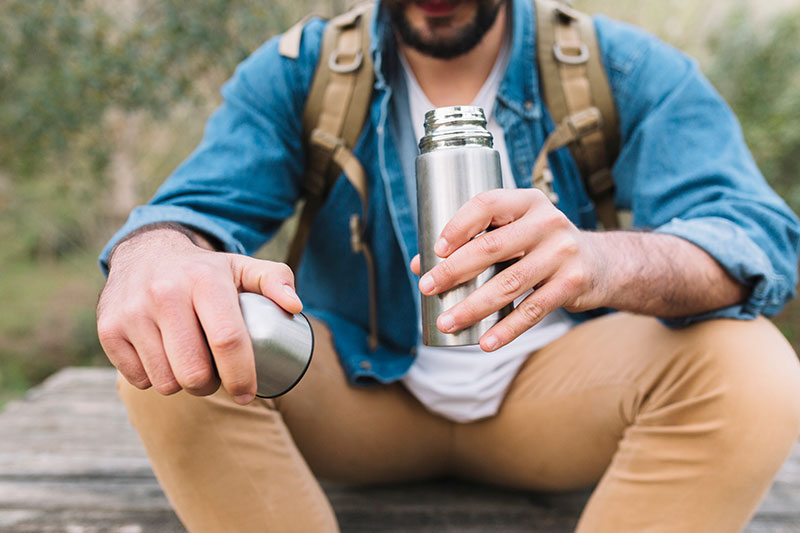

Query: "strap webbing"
left=283, top=3, right=379, bottom=350
left=534, top=0, right=620, bottom=229
left=286, top=3, right=374, bottom=269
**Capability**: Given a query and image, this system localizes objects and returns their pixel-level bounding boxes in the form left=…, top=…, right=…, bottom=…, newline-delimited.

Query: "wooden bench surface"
left=1, top=368, right=798, bottom=532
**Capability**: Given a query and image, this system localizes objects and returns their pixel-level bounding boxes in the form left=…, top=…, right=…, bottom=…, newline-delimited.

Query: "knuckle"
left=541, top=209, right=568, bottom=231
left=473, top=190, right=499, bottom=212
left=453, top=299, right=477, bottom=324
left=528, top=188, right=548, bottom=202
left=147, top=279, right=183, bottom=306
left=562, top=269, right=588, bottom=292
left=96, top=319, right=122, bottom=346
left=498, top=268, right=526, bottom=297
left=557, top=236, right=580, bottom=258
left=433, top=260, right=455, bottom=284
left=154, top=380, right=181, bottom=396
left=114, top=358, right=151, bottom=389
left=477, top=232, right=503, bottom=256
left=494, top=322, right=516, bottom=344
left=518, top=300, right=545, bottom=324
left=207, top=325, right=246, bottom=354
left=274, top=262, right=294, bottom=280
left=180, top=365, right=215, bottom=391
left=129, top=375, right=152, bottom=390
left=225, top=378, right=252, bottom=398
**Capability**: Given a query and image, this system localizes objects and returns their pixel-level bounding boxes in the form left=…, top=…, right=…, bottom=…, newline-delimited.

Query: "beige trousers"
left=118, top=313, right=800, bottom=532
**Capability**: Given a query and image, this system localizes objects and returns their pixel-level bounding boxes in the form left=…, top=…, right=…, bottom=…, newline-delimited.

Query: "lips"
left=415, top=0, right=461, bottom=17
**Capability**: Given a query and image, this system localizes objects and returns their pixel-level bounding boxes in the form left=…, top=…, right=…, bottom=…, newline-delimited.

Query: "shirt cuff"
left=98, top=205, right=248, bottom=275
left=654, top=216, right=786, bottom=326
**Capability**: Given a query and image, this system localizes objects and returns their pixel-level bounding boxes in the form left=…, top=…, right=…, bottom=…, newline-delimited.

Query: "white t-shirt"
left=399, top=36, right=575, bottom=423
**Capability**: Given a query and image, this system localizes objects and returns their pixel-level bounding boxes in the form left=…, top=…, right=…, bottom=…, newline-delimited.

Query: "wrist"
left=108, top=223, right=200, bottom=273
left=581, top=230, right=619, bottom=309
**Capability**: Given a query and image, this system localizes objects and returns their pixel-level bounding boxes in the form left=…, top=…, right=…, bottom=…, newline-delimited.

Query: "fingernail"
left=484, top=335, right=500, bottom=351
left=419, top=275, right=435, bottom=294
left=439, top=313, right=455, bottom=333
left=283, top=284, right=300, bottom=302
left=434, top=237, right=449, bottom=256
left=234, top=393, right=254, bottom=405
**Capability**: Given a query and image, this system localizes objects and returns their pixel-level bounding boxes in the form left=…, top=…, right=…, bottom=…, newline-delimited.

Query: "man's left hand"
left=410, top=188, right=609, bottom=352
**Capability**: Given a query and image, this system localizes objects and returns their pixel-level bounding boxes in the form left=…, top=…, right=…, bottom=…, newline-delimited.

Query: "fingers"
left=155, top=288, right=220, bottom=397
left=410, top=254, right=421, bottom=276
left=97, top=325, right=151, bottom=389
left=479, top=281, right=569, bottom=352
left=435, top=252, right=556, bottom=335
left=435, top=189, right=545, bottom=257
left=127, top=320, right=181, bottom=395
left=420, top=224, right=532, bottom=295
left=231, top=255, right=303, bottom=314
left=193, top=276, right=256, bottom=405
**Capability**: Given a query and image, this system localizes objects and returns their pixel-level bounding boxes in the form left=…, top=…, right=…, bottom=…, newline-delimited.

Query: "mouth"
left=414, top=0, right=461, bottom=17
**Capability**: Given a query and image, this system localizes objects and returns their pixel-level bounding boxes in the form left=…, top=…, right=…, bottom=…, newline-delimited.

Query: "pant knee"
left=675, top=318, right=800, bottom=464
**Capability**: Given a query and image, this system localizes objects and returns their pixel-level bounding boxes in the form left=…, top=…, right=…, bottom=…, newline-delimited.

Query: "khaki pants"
left=118, top=313, right=800, bottom=532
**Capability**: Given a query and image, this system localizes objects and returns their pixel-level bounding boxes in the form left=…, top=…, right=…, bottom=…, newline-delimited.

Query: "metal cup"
left=238, top=292, right=314, bottom=398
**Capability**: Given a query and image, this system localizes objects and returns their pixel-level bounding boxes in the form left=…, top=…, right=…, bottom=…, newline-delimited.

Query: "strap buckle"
left=554, top=42, right=589, bottom=65
left=567, top=107, right=602, bottom=138
left=329, top=49, right=363, bottom=73
left=588, top=168, right=615, bottom=196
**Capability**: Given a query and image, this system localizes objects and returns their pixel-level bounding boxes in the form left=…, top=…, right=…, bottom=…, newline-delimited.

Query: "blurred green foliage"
left=0, top=0, right=305, bottom=178
left=708, top=5, right=800, bottom=212
left=0, top=0, right=798, bottom=406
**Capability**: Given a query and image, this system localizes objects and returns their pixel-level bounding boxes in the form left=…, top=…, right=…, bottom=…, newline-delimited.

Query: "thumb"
left=229, top=255, right=303, bottom=315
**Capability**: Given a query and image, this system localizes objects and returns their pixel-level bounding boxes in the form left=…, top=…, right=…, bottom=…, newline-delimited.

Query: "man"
left=97, top=0, right=800, bottom=530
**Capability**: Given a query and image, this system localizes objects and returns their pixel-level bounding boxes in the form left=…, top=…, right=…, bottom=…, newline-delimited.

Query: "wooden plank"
left=0, top=368, right=798, bottom=532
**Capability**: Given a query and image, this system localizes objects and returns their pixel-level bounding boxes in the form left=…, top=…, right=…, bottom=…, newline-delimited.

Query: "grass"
left=0, top=250, right=109, bottom=408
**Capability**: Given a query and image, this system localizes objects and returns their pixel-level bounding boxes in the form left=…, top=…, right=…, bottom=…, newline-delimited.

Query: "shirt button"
left=359, top=360, right=372, bottom=370
left=524, top=100, right=534, bottom=110
left=376, top=125, right=384, bottom=135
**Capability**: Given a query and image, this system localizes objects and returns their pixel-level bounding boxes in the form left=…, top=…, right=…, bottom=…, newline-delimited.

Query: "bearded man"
left=97, top=0, right=800, bottom=531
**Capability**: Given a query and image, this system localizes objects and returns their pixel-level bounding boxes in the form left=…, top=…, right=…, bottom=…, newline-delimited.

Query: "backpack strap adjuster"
left=553, top=42, right=589, bottom=65
left=329, top=49, right=363, bottom=73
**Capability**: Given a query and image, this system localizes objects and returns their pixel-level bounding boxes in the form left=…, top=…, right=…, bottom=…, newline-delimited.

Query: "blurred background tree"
left=0, top=0, right=798, bottom=405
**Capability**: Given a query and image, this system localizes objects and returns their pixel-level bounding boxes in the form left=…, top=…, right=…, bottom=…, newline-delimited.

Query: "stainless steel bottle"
left=238, top=292, right=314, bottom=398
left=416, top=105, right=512, bottom=346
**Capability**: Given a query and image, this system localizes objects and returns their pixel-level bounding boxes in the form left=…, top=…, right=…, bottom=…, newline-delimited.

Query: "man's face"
left=385, top=0, right=507, bottom=59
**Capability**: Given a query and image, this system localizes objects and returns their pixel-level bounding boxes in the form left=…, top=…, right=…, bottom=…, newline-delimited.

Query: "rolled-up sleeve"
left=99, top=19, right=326, bottom=274
left=597, top=16, right=800, bottom=324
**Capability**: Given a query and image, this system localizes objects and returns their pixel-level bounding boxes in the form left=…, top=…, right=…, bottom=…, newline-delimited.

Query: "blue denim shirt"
left=100, top=0, right=800, bottom=385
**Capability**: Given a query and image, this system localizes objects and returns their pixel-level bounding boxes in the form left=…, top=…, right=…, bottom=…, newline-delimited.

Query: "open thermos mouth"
left=418, top=105, right=494, bottom=154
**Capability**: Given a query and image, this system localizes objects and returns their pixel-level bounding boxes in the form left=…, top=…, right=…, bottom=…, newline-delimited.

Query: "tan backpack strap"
left=279, top=14, right=316, bottom=59
left=284, top=2, right=379, bottom=350
left=533, top=0, right=620, bottom=229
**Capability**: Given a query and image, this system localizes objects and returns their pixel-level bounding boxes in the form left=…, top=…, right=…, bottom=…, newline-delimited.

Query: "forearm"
left=591, top=231, right=749, bottom=318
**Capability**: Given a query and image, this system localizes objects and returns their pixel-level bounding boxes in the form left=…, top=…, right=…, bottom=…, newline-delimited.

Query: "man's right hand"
left=96, top=227, right=303, bottom=405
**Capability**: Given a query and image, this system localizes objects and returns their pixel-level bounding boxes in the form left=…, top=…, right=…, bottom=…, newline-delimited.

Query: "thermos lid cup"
left=238, top=293, right=314, bottom=398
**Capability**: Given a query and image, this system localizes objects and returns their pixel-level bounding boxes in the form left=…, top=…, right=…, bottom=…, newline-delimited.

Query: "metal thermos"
left=238, top=292, right=314, bottom=398
left=416, top=105, right=513, bottom=346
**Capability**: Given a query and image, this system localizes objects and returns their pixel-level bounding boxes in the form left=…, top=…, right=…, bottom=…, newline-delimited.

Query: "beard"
left=387, top=0, right=507, bottom=59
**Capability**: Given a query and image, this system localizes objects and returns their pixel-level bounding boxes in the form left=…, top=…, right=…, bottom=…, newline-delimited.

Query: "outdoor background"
left=1, top=0, right=798, bottom=407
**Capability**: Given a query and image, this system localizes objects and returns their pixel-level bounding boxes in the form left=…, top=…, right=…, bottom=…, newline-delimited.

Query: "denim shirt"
left=100, top=0, right=800, bottom=385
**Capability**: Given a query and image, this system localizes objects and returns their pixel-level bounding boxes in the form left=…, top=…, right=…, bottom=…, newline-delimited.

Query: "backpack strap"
left=533, top=0, right=621, bottom=229
left=279, top=2, right=379, bottom=350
